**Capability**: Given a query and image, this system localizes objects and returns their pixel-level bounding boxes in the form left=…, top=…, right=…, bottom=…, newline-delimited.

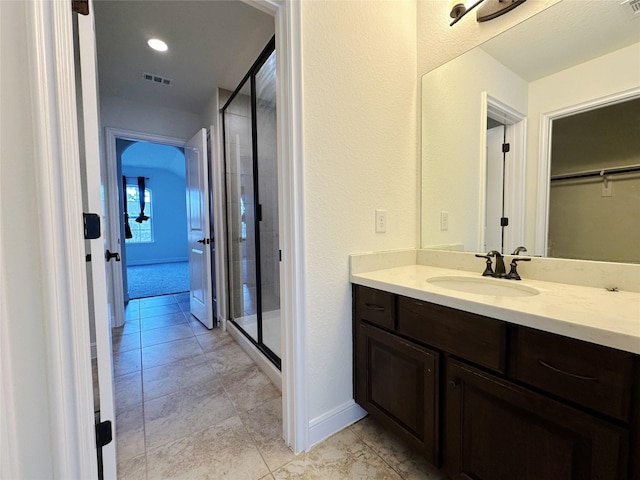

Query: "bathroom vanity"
left=351, top=260, right=640, bottom=480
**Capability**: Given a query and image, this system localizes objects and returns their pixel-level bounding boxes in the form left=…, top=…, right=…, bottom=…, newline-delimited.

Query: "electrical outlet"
left=440, top=211, right=449, bottom=231
left=375, top=209, right=387, bottom=233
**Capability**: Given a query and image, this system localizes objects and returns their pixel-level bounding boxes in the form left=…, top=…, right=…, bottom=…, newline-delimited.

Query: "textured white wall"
left=0, top=1, right=55, bottom=476
left=100, top=95, right=203, bottom=140
left=301, top=0, right=418, bottom=422
left=421, top=47, right=528, bottom=251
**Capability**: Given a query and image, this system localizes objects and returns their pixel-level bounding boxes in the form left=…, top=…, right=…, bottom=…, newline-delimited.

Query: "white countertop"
left=351, top=265, right=640, bottom=355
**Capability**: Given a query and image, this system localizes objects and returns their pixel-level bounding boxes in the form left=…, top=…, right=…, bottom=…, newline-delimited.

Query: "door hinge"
left=85, top=254, right=92, bottom=262
left=95, top=420, right=113, bottom=448
left=502, top=143, right=510, bottom=153
left=257, top=204, right=263, bottom=222
left=279, top=249, right=282, bottom=262
left=501, top=217, right=509, bottom=227
left=72, top=0, right=89, bottom=15
left=83, top=213, right=101, bottom=239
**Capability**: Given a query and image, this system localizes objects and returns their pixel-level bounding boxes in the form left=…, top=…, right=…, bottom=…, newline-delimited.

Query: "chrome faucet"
left=511, top=246, right=527, bottom=255
left=487, top=251, right=506, bottom=277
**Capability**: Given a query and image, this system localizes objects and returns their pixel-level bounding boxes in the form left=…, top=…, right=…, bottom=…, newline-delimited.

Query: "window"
left=125, top=185, right=153, bottom=243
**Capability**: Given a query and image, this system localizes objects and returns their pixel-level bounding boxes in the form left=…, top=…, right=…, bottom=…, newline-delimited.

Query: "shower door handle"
left=197, top=238, right=206, bottom=244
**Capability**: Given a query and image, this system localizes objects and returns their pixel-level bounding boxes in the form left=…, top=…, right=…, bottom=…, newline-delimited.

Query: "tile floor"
left=111, top=293, right=446, bottom=479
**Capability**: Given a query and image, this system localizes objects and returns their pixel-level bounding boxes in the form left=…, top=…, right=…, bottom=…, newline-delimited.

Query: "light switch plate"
left=375, top=209, right=387, bottom=233
left=440, top=211, right=449, bottom=231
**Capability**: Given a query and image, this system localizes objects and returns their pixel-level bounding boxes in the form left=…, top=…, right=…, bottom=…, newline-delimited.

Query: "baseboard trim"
left=308, top=400, right=367, bottom=448
left=126, top=258, right=188, bottom=266
left=227, top=321, right=282, bottom=392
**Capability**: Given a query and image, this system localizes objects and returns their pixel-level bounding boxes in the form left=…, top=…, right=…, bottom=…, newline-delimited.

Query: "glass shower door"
left=255, top=50, right=280, bottom=358
left=224, top=82, right=258, bottom=343
left=222, top=38, right=280, bottom=367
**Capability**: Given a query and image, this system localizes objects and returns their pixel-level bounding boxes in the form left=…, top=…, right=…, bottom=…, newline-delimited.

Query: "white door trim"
left=535, top=87, right=640, bottom=257
left=31, top=0, right=307, bottom=474
left=104, top=127, right=187, bottom=327
left=25, top=1, right=99, bottom=478
left=269, top=0, right=309, bottom=453
left=480, top=93, right=526, bottom=254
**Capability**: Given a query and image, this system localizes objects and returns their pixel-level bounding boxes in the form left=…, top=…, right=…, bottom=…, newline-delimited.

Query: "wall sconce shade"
left=449, top=0, right=527, bottom=26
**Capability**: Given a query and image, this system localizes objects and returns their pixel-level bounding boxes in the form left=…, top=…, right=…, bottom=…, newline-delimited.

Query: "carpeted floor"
left=127, top=261, right=189, bottom=299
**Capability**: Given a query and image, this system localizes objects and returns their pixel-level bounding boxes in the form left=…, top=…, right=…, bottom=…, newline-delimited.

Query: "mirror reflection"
left=421, top=0, right=640, bottom=263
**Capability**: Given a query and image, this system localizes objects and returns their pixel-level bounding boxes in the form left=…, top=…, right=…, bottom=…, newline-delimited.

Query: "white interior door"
left=186, top=129, right=214, bottom=328
left=77, top=3, right=117, bottom=477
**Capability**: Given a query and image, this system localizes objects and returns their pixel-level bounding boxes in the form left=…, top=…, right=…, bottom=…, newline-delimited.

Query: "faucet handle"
left=511, top=246, right=527, bottom=255
left=507, top=257, right=532, bottom=280
left=475, top=254, right=494, bottom=277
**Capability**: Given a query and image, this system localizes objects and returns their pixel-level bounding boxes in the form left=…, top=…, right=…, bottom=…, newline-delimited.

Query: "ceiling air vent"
left=142, top=73, right=173, bottom=86
left=621, top=0, right=640, bottom=18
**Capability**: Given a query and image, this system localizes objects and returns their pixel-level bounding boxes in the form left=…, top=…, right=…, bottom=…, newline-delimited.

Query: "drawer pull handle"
left=538, top=359, right=598, bottom=382
left=364, top=303, right=385, bottom=312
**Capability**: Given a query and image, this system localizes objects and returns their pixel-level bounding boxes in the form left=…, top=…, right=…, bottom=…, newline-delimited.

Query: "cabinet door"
left=445, top=359, right=628, bottom=480
left=356, top=321, right=439, bottom=464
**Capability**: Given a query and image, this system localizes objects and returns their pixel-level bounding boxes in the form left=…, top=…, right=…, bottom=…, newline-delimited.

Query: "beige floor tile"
left=116, top=452, right=147, bottom=480
left=144, top=380, right=234, bottom=449
left=146, top=415, right=270, bottom=480
left=142, top=354, right=218, bottom=402
left=116, top=403, right=146, bottom=463
left=350, top=416, right=445, bottom=480
left=114, top=371, right=142, bottom=415
left=124, top=302, right=140, bottom=321
left=187, top=315, right=214, bottom=335
left=140, top=303, right=182, bottom=319
left=141, top=336, right=204, bottom=370
left=272, top=428, right=402, bottom=480
left=139, top=295, right=177, bottom=308
left=207, top=341, right=256, bottom=376
left=220, top=365, right=281, bottom=413
left=140, top=311, right=188, bottom=331
left=112, top=331, right=141, bottom=354
left=114, top=348, right=142, bottom=378
left=259, top=476, right=275, bottom=480
left=239, top=397, right=295, bottom=471
left=195, top=328, right=235, bottom=353
left=115, top=318, right=141, bottom=334
left=140, top=322, right=194, bottom=348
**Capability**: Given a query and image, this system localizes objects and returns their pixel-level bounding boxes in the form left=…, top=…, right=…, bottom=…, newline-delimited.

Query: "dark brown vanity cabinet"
left=353, top=284, right=638, bottom=480
left=445, top=359, right=628, bottom=480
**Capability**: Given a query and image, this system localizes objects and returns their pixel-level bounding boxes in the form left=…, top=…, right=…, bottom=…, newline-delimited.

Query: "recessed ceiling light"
left=147, top=38, right=168, bottom=52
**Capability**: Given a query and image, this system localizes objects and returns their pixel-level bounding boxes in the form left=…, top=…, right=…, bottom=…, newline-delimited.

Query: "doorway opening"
left=118, top=140, right=189, bottom=300
left=482, top=94, right=526, bottom=254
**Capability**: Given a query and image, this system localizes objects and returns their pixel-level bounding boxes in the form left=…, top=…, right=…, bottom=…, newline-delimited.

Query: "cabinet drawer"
left=397, top=297, right=506, bottom=372
left=355, top=286, right=395, bottom=330
left=513, top=327, right=634, bottom=422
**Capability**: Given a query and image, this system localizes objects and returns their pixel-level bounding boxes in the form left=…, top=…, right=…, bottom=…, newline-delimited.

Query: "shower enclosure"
left=222, top=38, right=280, bottom=368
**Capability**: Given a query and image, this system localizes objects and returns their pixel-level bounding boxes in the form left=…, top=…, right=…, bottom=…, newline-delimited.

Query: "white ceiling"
left=481, top=0, right=640, bottom=81
left=93, top=0, right=275, bottom=114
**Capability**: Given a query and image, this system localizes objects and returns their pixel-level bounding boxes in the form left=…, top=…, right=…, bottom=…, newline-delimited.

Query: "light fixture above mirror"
left=449, top=0, right=527, bottom=26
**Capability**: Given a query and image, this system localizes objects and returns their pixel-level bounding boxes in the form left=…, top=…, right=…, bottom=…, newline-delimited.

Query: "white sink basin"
left=427, top=276, right=539, bottom=297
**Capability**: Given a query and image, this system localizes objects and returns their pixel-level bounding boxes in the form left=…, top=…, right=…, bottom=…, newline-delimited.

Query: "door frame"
left=104, top=127, right=188, bottom=325
left=479, top=92, right=526, bottom=254
left=22, top=0, right=307, bottom=477
left=534, top=87, right=640, bottom=257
